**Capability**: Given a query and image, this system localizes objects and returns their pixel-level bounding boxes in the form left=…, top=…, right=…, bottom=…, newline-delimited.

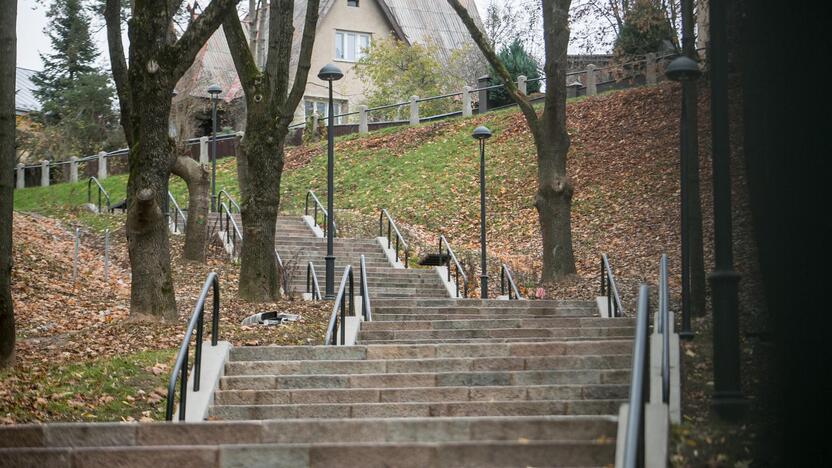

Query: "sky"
left=14, top=0, right=535, bottom=71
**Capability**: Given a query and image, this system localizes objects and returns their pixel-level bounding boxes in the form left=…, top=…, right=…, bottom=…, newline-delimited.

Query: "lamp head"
left=318, top=63, right=344, bottom=82
left=207, top=84, right=222, bottom=95
left=472, top=125, right=492, bottom=141
left=665, top=56, right=701, bottom=82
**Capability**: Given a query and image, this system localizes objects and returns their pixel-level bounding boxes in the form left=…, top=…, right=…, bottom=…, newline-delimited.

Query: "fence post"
left=199, top=136, right=209, bottom=164
left=517, top=75, right=527, bottom=95
left=462, top=86, right=472, bottom=117
left=358, top=105, right=368, bottom=134
left=69, top=157, right=79, bottom=183
left=409, top=95, right=419, bottom=125
left=97, top=151, right=107, bottom=179
left=312, top=111, right=319, bottom=139
left=586, top=64, right=597, bottom=96
left=477, top=75, right=490, bottom=114
left=646, top=53, right=657, bottom=85
left=15, top=163, right=24, bottom=189
left=40, top=160, right=50, bottom=187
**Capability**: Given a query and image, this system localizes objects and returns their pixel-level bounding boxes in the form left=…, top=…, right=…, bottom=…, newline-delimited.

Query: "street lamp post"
left=666, top=56, right=700, bottom=341
left=472, top=126, right=492, bottom=299
left=318, top=63, right=343, bottom=300
left=708, top=0, right=745, bottom=419
left=207, top=84, right=222, bottom=212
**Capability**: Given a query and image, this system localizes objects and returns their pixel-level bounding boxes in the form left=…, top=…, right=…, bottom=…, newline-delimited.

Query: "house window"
left=335, top=30, right=371, bottom=62
left=347, top=0, right=359, bottom=6
left=304, top=98, right=346, bottom=124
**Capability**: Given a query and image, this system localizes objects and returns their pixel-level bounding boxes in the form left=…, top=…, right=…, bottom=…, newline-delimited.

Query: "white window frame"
left=334, top=30, right=371, bottom=62
left=304, top=97, right=347, bottom=124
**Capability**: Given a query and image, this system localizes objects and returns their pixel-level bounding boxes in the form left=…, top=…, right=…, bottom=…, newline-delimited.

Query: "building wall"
left=293, top=0, right=395, bottom=124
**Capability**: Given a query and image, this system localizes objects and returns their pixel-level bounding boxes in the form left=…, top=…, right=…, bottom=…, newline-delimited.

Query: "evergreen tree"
left=32, top=0, right=98, bottom=108
left=488, top=39, right=541, bottom=108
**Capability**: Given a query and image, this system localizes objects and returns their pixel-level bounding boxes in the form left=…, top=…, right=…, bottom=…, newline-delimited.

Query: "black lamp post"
left=472, top=125, right=492, bottom=299
left=708, top=0, right=745, bottom=419
left=207, top=84, right=222, bottom=212
left=666, top=56, right=700, bottom=341
left=318, top=63, right=343, bottom=299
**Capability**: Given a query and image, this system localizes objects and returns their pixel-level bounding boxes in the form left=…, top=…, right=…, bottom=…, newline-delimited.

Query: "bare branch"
left=104, top=0, right=133, bottom=146
left=445, top=0, right=538, bottom=128
left=281, top=0, right=320, bottom=121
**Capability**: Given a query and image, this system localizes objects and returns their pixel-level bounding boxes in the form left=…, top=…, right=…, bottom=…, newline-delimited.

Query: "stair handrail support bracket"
left=87, top=176, right=111, bottom=214
left=306, top=190, right=337, bottom=238
left=600, top=254, right=624, bottom=317
left=324, top=265, right=355, bottom=345
left=499, top=263, right=522, bottom=300
left=439, top=235, right=468, bottom=298
left=378, top=208, right=409, bottom=269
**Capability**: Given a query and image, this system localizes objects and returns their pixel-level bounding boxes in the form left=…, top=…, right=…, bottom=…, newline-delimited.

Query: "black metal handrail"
left=168, top=191, right=187, bottom=234
left=306, top=261, right=322, bottom=300
left=378, top=209, right=409, bottom=268
left=219, top=202, right=243, bottom=258
left=438, top=235, right=467, bottom=298
left=500, top=264, right=522, bottom=300
left=600, top=254, right=624, bottom=317
left=165, top=272, right=220, bottom=421
left=216, top=189, right=240, bottom=214
left=359, top=255, right=372, bottom=321
left=274, top=248, right=288, bottom=294
left=622, top=284, right=651, bottom=468
left=658, top=253, right=670, bottom=404
left=87, top=177, right=111, bottom=213
left=305, top=190, right=337, bottom=237
left=324, top=265, right=355, bottom=345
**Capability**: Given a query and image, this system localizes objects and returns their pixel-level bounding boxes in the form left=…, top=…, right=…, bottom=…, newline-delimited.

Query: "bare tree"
left=104, top=0, right=238, bottom=320
left=570, top=0, right=681, bottom=53
left=447, top=0, right=577, bottom=280
left=0, top=0, right=16, bottom=368
left=221, top=0, right=320, bottom=301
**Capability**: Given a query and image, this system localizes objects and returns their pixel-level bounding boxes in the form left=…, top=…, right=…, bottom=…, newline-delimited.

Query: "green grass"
left=0, top=349, right=176, bottom=422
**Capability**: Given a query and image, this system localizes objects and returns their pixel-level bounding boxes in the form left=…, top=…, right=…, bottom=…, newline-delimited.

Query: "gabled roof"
left=15, top=67, right=41, bottom=114
left=175, top=26, right=243, bottom=102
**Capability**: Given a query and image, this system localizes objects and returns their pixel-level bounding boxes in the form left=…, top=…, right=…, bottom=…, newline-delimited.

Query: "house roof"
left=15, top=67, right=41, bottom=114
left=175, top=26, right=244, bottom=103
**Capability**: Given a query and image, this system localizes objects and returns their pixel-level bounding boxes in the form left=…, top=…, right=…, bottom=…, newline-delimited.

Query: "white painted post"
left=73, top=227, right=80, bottom=282
left=15, top=163, right=24, bottom=189
left=69, top=157, right=79, bottom=183
left=586, top=64, right=597, bottom=96
left=409, top=95, right=419, bottom=126
left=358, top=105, right=368, bottom=134
left=103, top=229, right=109, bottom=283
left=312, top=112, right=319, bottom=139
left=646, top=52, right=657, bottom=85
left=40, top=160, right=50, bottom=187
left=199, top=136, right=209, bottom=164
left=462, top=86, right=472, bottom=118
left=517, top=75, right=527, bottom=95
left=97, top=151, right=107, bottom=179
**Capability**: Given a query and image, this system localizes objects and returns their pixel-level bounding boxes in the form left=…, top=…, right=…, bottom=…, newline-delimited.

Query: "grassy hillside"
left=13, top=85, right=688, bottom=292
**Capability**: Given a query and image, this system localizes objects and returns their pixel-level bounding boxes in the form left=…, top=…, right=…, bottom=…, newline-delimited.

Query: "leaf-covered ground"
left=2, top=213, right=329, bottom=424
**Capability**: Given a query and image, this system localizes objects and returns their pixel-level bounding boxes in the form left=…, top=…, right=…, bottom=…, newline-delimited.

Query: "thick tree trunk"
left=535, top=133, right=577, bottom=280
left=172, top=156, right=210, bottom=262
left=236, top=113, right=281, bottom=301
left=0, top=0, right=17, bottom=369
left=125, top=93, right=177, bottom=320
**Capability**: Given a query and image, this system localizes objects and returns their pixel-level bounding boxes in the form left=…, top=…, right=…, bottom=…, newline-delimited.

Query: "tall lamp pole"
left=318, top=63, right=343, bottom=299
left=207, top=84, right=222, bottom=212
left=665, top=56, right=700, bottom=340
left=472, top=126, right=492, bottom=299
left=708, top=0, right=745, bottom=419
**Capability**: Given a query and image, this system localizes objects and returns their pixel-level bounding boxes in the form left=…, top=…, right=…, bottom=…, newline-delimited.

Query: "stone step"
left=361, top=317, right=634, bottom=331
left=209, top=398, right=625, bottom=420
left=219, top=369, right=630, bottom=391
left=213, top=384, right=630, bottom=405
left=228, top=341, right=633, bottom=362
left=0, top=439, right=615, bottom=467
left=225, top=355, right=632, bottom=376
left=372, top=313, right=601, bottom=321
left=370, top=307, right=597, bottom=317
left=0, top=416, right=617, bottom=448
left=358, top=336, right=630, bottom=345
left=358, top=327, right=635, bottom=341
left=371, top=298, right=594, bottom=308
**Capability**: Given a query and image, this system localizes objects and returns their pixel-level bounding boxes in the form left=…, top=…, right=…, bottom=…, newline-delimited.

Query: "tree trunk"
left=125, top=93, right=177, bottom=320
left=681, top=0, right=706, bottom=315
left=535, top=132, right=577, bottom=280
left=0, top=0, right=17, bottom=369
left=172, top=156, right=210, bottom=262
left=236, top=112, right=281, bottom=301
